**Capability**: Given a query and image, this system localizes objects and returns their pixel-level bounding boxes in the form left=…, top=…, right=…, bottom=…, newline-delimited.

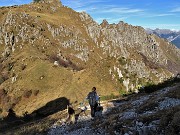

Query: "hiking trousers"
left=90, top=103, right=98, bottom=117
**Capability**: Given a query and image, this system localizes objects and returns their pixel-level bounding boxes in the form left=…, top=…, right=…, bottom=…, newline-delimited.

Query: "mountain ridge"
left=0, top=0, right=179, bottom=119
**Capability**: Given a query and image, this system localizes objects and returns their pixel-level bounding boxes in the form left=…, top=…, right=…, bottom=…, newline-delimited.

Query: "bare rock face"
left=34, top=0, right=62, bottom=5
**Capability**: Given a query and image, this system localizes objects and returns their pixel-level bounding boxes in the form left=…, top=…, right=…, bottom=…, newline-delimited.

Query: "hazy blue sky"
left=1, top=0, right=180, bottom=30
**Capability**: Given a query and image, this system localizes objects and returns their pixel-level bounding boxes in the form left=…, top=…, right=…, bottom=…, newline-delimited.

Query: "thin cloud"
left=0, top=0, right=24, bottom=6
left=100, top=7, right=144, bottom=14
left=149, top=13, right=175, bottom=17
left=64, top=0, right=144, bottom=15
left=143, top=24, right=180, bottom=30
left=95, top=17, right=128, bottom=24
left=75, top=4, right=140, bottom=23
left=170, top=7, right=180, bottom=12
left=151, top=24, right=180, bottom=27
left=63, top=0, right=107, bottom=10
left=81, top=5, right=144, bottom=14
left=107, top=17, right=128, bottom=23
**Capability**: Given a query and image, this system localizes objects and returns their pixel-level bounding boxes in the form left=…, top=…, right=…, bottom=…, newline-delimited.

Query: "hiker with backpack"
left=86, top=87, right=100, bottom=118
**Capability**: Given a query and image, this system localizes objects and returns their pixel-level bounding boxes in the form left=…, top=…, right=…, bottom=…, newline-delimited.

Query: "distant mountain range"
left=146, top=28, right=180, bottom=48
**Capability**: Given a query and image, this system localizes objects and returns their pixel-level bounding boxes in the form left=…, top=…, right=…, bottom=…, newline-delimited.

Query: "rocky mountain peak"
left=33, top=0, right=62, bottom=6
left=100, top=19, right=109, bottom=27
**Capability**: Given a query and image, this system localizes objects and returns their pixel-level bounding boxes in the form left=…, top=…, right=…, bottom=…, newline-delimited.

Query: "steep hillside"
left=0, top=0, right=180, bottom=118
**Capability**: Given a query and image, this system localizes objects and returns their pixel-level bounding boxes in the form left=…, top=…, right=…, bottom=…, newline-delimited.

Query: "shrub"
left=118, top=78, right=124, bottom=83
left=0, top=63, right=3, bottom=71
left=21, top=64, right=27, bottom=70
left=119, top=90, right=126, bottom=96
left=33, top=90, right=39, bottom=96
left=2, top=96, right=12, bottom=111
left=118, top=57, right=126, bottom=65
left=1, top=71, right=9, bottom=82
left=139, top=76, right=180, bottom=93
left=0, top=88, right=6, bottom=95
left=58, top=59, right=69, bottom=68
left=13, top=96, right=22, bottom=104
left=0, top=75, right=4, bottom=84
left=8, top=63, right=14, bottom=71
left=49, top=54, right=59, bottom=62
left=0, top=88, right=7, bottom=102
left=23, top=90, right=32, bottom=98
left=49, top=54, right=83, bottom=71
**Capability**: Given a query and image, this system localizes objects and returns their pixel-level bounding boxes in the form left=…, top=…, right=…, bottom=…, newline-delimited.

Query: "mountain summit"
left=0, top=1, right=180, bottom=119
left=34, top=0, right=62, bottom=5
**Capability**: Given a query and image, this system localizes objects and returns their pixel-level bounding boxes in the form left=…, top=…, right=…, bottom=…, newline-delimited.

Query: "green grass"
left=100, top=93, right=119, bottom=101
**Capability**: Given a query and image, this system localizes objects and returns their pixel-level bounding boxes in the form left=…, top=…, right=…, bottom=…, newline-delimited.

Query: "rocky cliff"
left=0, top=0, right=180, bottom=117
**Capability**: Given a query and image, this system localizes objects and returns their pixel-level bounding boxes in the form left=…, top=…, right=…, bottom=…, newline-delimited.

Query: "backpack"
left=88, top=91, right=97, bottom=106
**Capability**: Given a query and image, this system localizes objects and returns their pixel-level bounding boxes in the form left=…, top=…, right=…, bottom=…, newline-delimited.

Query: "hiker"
left=86, top=87, right=99, bottom=118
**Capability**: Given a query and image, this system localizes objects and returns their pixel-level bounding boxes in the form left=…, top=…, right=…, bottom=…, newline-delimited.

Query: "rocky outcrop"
left=82, top=12, right=180, bottom=81
left=33, top=0, right=62, bottom=7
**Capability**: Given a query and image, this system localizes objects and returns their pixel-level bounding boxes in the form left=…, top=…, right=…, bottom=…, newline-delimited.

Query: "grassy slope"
left=0, top=3, right=120, bottom=116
